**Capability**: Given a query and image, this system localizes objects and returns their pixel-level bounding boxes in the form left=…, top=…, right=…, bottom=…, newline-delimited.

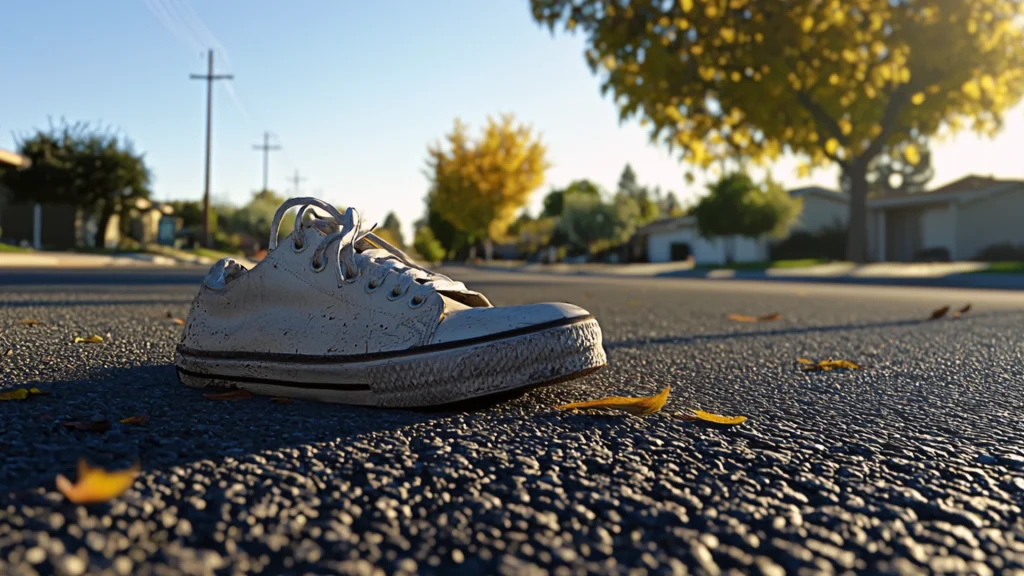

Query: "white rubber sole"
left=175, top=316, right=606, bottom=407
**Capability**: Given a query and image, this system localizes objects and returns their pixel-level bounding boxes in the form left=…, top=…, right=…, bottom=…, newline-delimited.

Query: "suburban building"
left=636, top=175, right=1024, bottom=264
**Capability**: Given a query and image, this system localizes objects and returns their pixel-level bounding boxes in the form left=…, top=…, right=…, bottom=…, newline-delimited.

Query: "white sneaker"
left=175, top=198, right=606, bottom=407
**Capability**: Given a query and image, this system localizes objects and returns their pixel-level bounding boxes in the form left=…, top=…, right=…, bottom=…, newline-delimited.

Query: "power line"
left=288, top=170, right=307, bottom=196
left=252, top=131, right=281, bottom=192
left=190, top=49, right=233, bottom=248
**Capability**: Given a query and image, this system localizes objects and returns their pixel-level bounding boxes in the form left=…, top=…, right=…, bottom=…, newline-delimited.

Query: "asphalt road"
left=2, top=266, right=1024, bottom=575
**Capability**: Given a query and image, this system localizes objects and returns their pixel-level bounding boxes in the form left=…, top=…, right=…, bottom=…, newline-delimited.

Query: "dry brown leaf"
left=203, top=390, right=254, bottom=401
left=0, top=389, right=29, bottom=401
left=73, top=335, right=104, bottom=344
left=958, top=304, right=971, bottom=314
left=726, top=314, right=759, bottom=323
left=271, top=397, right=293, bottom=405
left=801, top=358, right=862, bottom=372
left=60, top=420, right=112, bottom=432
left=119, top=415, right=148, bottom=425
left=929, top=305, right=950, bottom=320
left=171, top=318, right=185, bottom=325
left=4, top=348, right=13, bottom=357
left=758, top=312, right=782, bottom=322
left=556, top=386, right=670, bottom=416
left=56, top=459, right=139, bottom=504
left=18, top=320, right=41, bottom=327
left=676, top=409, right=747, bottom=425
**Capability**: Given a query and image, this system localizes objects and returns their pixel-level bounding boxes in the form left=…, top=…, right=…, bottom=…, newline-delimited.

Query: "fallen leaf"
left=929, top=305, right=950, bottom=320
left=958, top=304, right=971, bottom=314
left=677, top=409, right=747, bottom=425
left=28, top=387, right=50, bottom=397
left=60, top=420, right=112, bottom=432
left=56, top=459, right=139, bottom=504
left=796, top=357, right=815, bottom=365
left=271, top=397, right=293, bottom=405
left=728, top=312, right=782, bottom=323
left=18, top=320, right=41, bottom=327
left=0, top=389, right=29, bottom=401
left=73, top=335, right=104, bottom=344
left=171, top=318, right=185, bottom=325
left=801, top=358, right=862, bottom=372
left=556, top=386, right=670, bottom=416
left=119, top=415, right=148, bottom=425
left=3, top=348, right=12, bottom=356
left=203, top=390, right=253, bottom=401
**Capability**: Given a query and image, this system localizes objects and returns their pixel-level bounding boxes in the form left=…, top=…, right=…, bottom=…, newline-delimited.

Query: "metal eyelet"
left=387, top=286, right=405, bottom=301
left=409, top=294, right=426, bottom=308
left=311, top=255, right=327, bottom=272
left=292, top=237, right=307, bottom=253
left=365, top=278, right=380, bottom=293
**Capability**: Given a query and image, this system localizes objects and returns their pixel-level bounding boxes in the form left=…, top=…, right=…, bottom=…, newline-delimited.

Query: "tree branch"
left=860, top=85, right=911, bottom=164
left=793, top=89, right=848, bottom=146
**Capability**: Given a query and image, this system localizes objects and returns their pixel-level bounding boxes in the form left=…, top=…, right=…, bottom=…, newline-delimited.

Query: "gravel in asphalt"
left=2, top=267, right=1024, bottom=575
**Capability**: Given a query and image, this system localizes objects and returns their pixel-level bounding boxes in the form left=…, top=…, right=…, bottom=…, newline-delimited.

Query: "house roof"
left=870, top=175, right=1024, bottom=209
left=0, top=148, right=31, bottom=169
left=789, top=186, right=848, bottom=201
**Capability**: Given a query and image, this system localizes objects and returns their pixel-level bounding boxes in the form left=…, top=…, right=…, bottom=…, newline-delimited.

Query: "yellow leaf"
left=838, top=119, right=852, bottom=136
left=720, top=27, right=736, bottom=43
left=801, top=359, right=862, bottom=372
left=796, top=357, right=815, bottom=364
left=682, top=410, right=747, bottom=425
left=18, top=320, right=41, bottom=327
left=911, top=92, right=925, bottom=105
left=171, top=318, right=185, bottom=326
left=824, top=138, right=840, bottom=156
left=56, top=459, right=139, bottom=505
left=119, top=415, right=148, bottom=425
left=904, top=144, right=921, bottom=166
left=680, top=0, right=693, bottom=13
left=727, top=314, right=758, bottom=323
left=74, top=335, right=104, bottom=344
left=801, top=16, right=814, bottom=33
left=0, top=389, right=30, bottom=401
left=28, top=387, right=50, bottom=396
left=828, top=74, right=840, bottom=85
left=556, top=386, right=670, bottom=416
left=962, top=80, right=982, bottom=100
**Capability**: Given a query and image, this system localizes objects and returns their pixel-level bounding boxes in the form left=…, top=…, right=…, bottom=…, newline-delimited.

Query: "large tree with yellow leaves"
left=531, top=0, right=1024, bottom=261
left=425, top=115, right=549, bottom=259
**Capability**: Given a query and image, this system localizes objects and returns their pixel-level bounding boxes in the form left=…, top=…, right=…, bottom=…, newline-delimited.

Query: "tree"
left=412, top=226, right=446, bottom=263
left=657, top=189, right=686, bottom=218
left=531, top=0, right=1024, bottom=261
left=380, top=211, right=405, bottom=249
left=541, top=179, right=601, bottom=217
left=168, top=200, right=217, bottom=237
left=227, top=189, right=297, bottom=244
left=867, top=139, right=935, bottom=195
left=558, top=191, right=618, bottom=255
left=616, top=164, right=660, bottom=224
left=694, top=173, right=801, bottom=264
left=2, top=120, right=152, bottom=248
left=425, top=115, right=549, bottom=259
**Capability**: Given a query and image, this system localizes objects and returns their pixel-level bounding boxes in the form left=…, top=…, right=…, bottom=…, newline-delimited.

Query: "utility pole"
left=190, top=49, right=233, bottom=248
left=288, top=170, right=307, bottom=196
left=252, top=132, right=281, bottom=192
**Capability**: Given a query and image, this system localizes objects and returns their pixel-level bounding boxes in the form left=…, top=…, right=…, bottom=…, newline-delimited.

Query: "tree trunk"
left=483, top=238, right=493, bottom=261
left=94, top=201, right=117, bottom=250
left=844, top=163, right=870, bottom=263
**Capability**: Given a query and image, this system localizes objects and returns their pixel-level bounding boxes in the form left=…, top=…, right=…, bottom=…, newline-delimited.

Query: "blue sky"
left=2, top=0, right=1022, bottom=242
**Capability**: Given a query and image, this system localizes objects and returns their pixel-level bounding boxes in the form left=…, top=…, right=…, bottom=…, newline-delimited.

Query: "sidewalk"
left=0, top=251, right=256, bottom=269
left=464, top=260, right=1024, bottom=290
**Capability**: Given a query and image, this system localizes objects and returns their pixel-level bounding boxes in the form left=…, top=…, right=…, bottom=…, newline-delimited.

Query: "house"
left=637, top=175, right=1024, bottom=264
left=637, top=185, right=850, bottom=264
left=867, top=176, right=1024, bottom=262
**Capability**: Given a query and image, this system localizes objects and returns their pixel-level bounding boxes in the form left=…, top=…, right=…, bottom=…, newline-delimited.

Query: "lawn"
left=974, top=261, right=1024, bottom=274
left=0, top=243, right=31, bottom=253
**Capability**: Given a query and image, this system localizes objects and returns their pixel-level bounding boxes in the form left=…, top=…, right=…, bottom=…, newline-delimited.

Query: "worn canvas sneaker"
left=175, top=198, right=607, bottom=407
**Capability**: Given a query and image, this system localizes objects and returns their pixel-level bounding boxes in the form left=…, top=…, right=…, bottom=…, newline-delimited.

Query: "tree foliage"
left=616, top=164, right=660, bottom=224
left=380, top=211, right=405, bottom=249
left=541, top=179, right=602, bottom=217
left=694, top=173, right=801, bottom=261
left=1, top=120, right=152, bottom=247
left=425, top=114, right=549, bottom=246
left=531, top=0, right=1024, bottom=261
left=412, top=225, right=446, bottom=263
left=866, top=138, right=934, bottom=195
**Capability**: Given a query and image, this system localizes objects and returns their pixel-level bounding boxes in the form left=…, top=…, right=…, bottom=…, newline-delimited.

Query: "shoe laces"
left=267, top=198, right=470, bottom=307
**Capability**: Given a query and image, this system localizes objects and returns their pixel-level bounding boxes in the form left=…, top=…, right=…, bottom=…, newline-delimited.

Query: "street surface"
left=2, top=266, right=1024, bottom=575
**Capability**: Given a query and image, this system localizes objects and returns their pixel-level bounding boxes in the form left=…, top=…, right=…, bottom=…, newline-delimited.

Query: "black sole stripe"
left=176, top=367, right=373, bottom=391
left=176, top=314, right=594, bottom=365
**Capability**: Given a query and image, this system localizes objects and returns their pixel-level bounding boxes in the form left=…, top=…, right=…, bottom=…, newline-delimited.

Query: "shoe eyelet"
left=292, top=238, right=307, bottom=253
left=409, top=294, right=426, bottom=308
left=365, top=278, right=380, bottom=293
left=311, top=256, right=327, bottom=272
left=387, top=286, right=404, bottom=301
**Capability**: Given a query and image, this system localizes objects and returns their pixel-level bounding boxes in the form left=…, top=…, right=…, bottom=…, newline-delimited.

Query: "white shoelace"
left=267, top=198, right=472, bottom=307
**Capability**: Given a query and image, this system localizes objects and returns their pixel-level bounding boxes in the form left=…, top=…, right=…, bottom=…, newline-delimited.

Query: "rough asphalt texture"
left=1, top=267, right=1023, bottom=575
